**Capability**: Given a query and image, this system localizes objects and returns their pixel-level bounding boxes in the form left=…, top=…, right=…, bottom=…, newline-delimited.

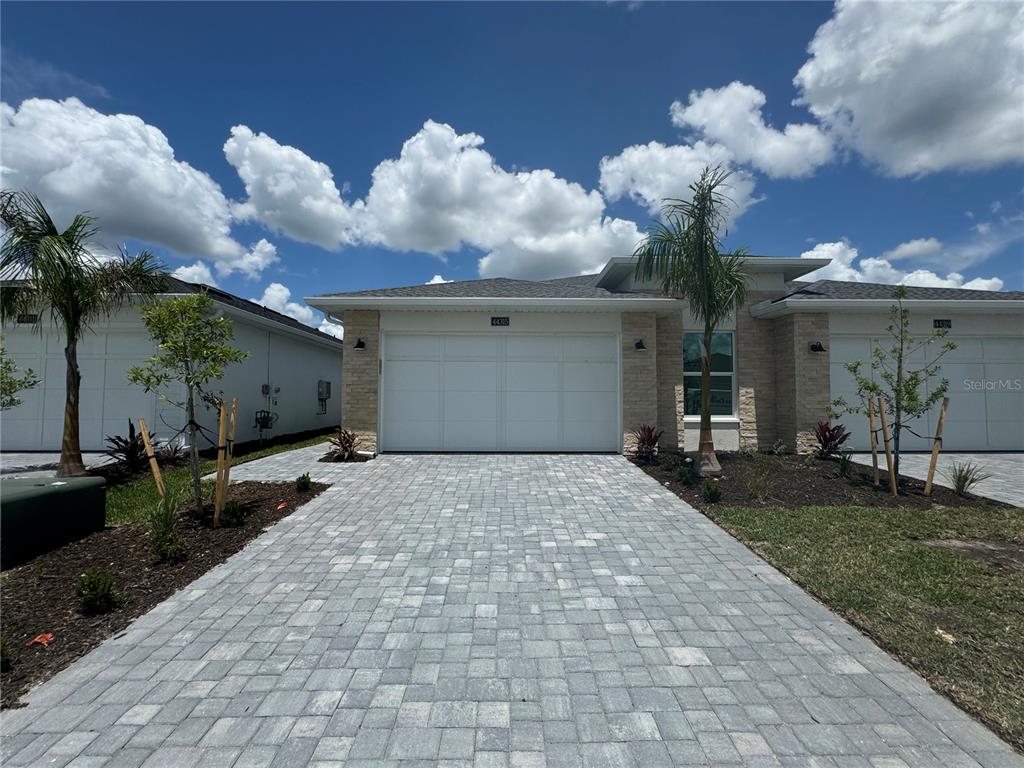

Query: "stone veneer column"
left=341, top=309, right=380, bottom=452
left=773, top=312, right=831, bottom=453
left=621, top=312, right=658, bottom=453
left=736, top=294, right=778, bottom=450
left=655, top=312, right=684, bottom=452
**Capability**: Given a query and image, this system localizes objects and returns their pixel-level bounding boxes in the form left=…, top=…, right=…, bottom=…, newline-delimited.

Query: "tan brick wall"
left=341, top=309, right=380, bottom=452
left=736, top=293, right=778, bottom=450
left=621, top=312, right=658, bottom=452
left=773, top=312, right=831, bottom=453
left=655, top=312, right=684, bottom=451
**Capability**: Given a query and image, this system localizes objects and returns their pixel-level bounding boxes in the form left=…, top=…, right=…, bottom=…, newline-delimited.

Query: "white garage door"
left=830, top=334, right=1024, bottom=451
left=381, top=333, right=620, bottom=452
left=1, top=326, right=158, bottom=451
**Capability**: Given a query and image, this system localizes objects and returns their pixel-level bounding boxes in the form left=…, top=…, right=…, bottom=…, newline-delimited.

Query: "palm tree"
left=1, top=190, right=166, bottom=476
left=633, top=166, right=748, bottom=476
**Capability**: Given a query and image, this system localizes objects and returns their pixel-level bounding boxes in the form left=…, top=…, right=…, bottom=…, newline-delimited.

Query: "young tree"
left=0, top=335, right=39, bottom=410
left=633, top=166, right=748, bottom=476
left=0, top=191, right=166, bottom=475
left=830, top=284, right=956, bottom=485
left=128, top=293, right=248, bottom=511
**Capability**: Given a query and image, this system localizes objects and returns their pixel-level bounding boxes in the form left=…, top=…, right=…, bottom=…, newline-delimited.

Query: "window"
left=683, top=332, right=735, bottom=416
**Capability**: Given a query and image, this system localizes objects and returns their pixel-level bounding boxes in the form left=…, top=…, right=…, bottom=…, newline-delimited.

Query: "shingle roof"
left=781, top=280, right=1024, bottom=302
left=164, top=277, right=342, bottom=344
left=313, top=276, right=662, bottom=300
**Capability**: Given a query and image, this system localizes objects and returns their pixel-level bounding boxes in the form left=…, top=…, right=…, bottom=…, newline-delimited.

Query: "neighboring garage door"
left=1, top=327, right=157, bottom=451
left=381, top=333, right=620, bottom=452
left=830, top=334, right=1024, bottom=451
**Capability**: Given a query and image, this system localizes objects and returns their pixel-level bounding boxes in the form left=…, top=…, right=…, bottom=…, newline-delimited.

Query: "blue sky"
left=2, top=1, right=1022, bottom=333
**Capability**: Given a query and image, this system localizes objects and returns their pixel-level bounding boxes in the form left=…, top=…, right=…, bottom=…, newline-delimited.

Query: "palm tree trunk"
left=187, top=386, right=203, bottom=513
left=698, top=324, right=721, bottom=476
left=57, top=338, right=87, bottom=477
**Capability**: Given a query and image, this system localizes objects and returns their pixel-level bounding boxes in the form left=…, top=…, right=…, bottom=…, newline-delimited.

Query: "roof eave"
left=595, top=256, right=833, bottom=289
left=750, top=297, right=1024, bottom=318
left=306, top=295, right=681, bottom=316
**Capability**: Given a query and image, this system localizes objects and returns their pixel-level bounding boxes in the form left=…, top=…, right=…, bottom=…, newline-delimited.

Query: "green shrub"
left=630, top=424, right=664, bottom=464
left=771, top=439, right=789, bottom=456
left=150, top=492, right=187, bottom=563
left=295, top=473, right=312, bottom=492
left=701, top=480, right=722, bottom=503
left=1, top=636, right=12, bottom=672
left=744, top=455, right=772, bottom=502
left=325, top=428, right=361, bottom=462
left=220, top=500, right=246, bottom=527
left=675, top=466, right=694, bottom=486
left=838, top=452, right=854, bottom=479
left=76, top=568, right=120, bottom=615
left=944, top=460, right=991, bottom=496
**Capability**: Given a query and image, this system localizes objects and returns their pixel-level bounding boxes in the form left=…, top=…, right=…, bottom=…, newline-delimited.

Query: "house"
left=1, top=277, right=343, bottom=452
left=307, top=256, right=1024, bottom=454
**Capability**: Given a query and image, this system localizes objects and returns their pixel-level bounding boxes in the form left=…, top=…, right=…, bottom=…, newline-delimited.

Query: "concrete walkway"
left=1, top=454, right=1019, bottom=767
left=852, top=452, right=1024, bottom=507
left=0, top=451, right=114, bottom=478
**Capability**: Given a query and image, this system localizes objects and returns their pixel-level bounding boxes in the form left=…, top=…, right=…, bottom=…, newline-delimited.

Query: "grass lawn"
left=105, top=433, right=329, bottom=525
left=704, top=504, right=1024, bottom=751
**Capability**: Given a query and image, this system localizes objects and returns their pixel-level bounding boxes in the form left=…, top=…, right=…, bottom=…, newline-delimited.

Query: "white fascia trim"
left=217, top=304, right=343, bottom=350
left=750, top=297, right=1024, bottom=318
left=306, top=296, right=682, bottom=314
left=682, top=415, right=740, bottom=424
left=596, top=256, right=833, bottom=288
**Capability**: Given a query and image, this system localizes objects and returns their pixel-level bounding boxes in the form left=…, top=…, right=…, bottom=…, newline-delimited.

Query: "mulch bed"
left=0, top=480, right=326, bottom=709
left=637, top=451, right=1009, bottom=511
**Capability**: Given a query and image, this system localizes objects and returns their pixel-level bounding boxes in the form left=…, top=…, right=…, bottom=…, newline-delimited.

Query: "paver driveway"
left=2, top=453, right=1019, bottom=768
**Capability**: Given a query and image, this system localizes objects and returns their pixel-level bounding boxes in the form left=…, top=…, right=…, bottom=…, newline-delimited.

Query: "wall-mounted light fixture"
left=354, top=338, right=366, bottom=350
left=634, top=339, right=647, bottom=351
left=809, top=341, right=826, bottom=353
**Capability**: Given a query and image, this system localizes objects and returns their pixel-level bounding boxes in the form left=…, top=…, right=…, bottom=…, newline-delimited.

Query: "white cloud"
left=794, top=0, right=1024, bottom=176
left=880, top=238, right=943, bottom=262
left=171, top=261, right=218, bottom=286
left=317, top=317, right=344, bottom=340
left=218, top=238, right=279, bottom=280
left=800, top=241, right=1003, bottom=291
left=252, top=282, right=316, bottom=325
left=599, top=140, right=758, bottom=220
left=670, top=82, right=832, bottom=178
left=426, top=274, right=452, bottom=284
left=224, top=126, right=362, bottom=250
left=0, top=98, right=244, bottom=265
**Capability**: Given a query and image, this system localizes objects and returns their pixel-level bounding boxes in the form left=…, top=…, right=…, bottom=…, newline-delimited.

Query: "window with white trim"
left=683, top=331, right=735, bottom=416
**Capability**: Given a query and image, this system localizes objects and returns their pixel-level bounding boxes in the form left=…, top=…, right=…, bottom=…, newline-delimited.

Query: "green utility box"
left=1, top=476, right=107, bottom=569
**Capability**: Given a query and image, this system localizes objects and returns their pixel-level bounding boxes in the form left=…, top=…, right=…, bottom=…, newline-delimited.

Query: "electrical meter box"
left=318, top=380, right=332, bottom=399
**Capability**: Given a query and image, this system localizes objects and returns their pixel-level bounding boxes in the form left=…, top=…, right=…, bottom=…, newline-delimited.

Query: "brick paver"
left=853, top=452, right=1024, bottom=508
left=3, top=453, right=1020, bottom=767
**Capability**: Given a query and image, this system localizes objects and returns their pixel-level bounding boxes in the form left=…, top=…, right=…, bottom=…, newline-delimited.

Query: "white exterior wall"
left=1, top=305, right=341, bottom=452
left=829, top=310, right=1024, bottom=451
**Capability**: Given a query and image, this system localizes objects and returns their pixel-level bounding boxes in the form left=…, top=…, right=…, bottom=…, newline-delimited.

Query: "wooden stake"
left=221, top=398, right=238, bottom=491
left=877, top=396, right=897, bottom=497
left=923, top=397, right=950, bottom=496
left=138, top=418, right=165, bottom=498
left=867, top=398, right=880, bottom=488
left=213, top=400, right=228, bottom=527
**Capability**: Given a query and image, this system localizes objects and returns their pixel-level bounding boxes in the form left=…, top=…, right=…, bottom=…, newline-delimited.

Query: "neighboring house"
left=1, top=277, right=342, bottom=452
left=308, top=256, right=1024, bottom=454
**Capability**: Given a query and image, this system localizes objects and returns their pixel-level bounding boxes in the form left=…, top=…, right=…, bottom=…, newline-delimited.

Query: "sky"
left=2, top=1, right=1022, bottom=337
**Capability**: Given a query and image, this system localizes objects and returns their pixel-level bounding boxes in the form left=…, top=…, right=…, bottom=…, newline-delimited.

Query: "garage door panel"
left=507, top=391, right=559, bottom=422
left=103, top=389, right=153, bottom=421
left=564, top=362, right=617, bottom=392
left=383, top=361, right=440, bottom=389
left=986, top=390, right=1024, bottom=421
left=444, top=420, right=498, bottom=450
left=985, top=338, right=1024, bottom=358
left=506, top=336, right=559, bottom=360
left=506, top=420, right=560, bottom=451
left=445, top=390, right=498, bottom=421
left=382, top=419, right=440, bottom=451
left=564, top=420, right=618, bottom=451
left=562, top=335, right=617, bottom=361
left=443, top=361, right=497, bottom=390
left=943, top=391, right=988, bottom=420
left=987, top=420, right=1024, bottom=450
left=506, top=361, right=560, bottom=391
left=384, top=389, right=439, bottom=422
left=937, top=420, right=988, bottom=450
left=942, top=338, right=984, bottom=362
left=829, top=337, right=874, bottom=360
left=387, top=334, right=440, bottom=360
left=444, top=336, right=497, bottom=360
left=564, top=390, right=618, bottom=421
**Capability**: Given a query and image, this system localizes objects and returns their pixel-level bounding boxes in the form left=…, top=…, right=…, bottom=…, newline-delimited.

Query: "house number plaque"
left=491, top=317, right=510, bottom=326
